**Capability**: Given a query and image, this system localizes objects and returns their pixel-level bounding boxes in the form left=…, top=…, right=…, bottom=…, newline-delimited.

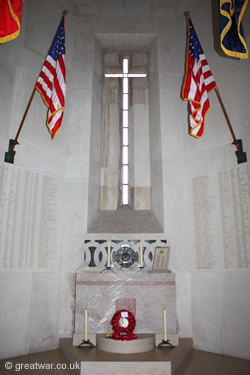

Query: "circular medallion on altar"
left=110, top=309, right=137, bottom=341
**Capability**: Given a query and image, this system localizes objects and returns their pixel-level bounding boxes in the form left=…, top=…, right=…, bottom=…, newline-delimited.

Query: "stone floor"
left=0, top=347, right=250, bottom=374
left=174, top=349, right=250, bottom=375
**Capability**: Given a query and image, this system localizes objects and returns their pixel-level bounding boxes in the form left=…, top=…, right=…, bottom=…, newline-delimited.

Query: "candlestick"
left=107, top=240, right=111, bottom=268
left=84, top=309, right=88, bottom=341
left=140, top=240, right=143, bottom=268
left=163, top=309, right=167, bottom=341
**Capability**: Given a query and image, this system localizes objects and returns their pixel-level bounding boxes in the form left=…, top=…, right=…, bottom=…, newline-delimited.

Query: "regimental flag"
left=219, top=0, right=248, bottom=59
left=0, top=0, right=23, bottom=43
left=35, top=16, right=66, bottom=138
left=182, top=16, right=217, bottom=138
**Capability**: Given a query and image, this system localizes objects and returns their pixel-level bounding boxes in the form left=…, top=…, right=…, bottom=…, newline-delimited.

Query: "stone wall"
left=0, top=0, right=249, bottom=361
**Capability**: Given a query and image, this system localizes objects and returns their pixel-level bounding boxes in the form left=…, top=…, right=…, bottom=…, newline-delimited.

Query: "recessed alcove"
left=87, top=33, right=164, bottom=233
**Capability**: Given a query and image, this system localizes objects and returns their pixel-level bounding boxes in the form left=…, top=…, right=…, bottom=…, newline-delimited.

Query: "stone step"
left=59, top=337, right=193, bottom=375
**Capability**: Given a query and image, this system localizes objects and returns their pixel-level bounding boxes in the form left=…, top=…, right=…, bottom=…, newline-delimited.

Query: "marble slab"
left=81, top=361, right=171, bottom=375
left=75, top=271, right=177, bottom=335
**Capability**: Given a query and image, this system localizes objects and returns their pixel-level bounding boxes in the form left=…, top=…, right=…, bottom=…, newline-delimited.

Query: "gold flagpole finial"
left=184, top=11, right=190, bottom=17
left=63, top=10, right=68, bottom=16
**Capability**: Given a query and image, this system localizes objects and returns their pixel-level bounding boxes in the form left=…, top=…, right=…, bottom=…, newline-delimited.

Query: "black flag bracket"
left=4, top=139, right=19, bottom=164
left=233, top=139, right=247, bottom=164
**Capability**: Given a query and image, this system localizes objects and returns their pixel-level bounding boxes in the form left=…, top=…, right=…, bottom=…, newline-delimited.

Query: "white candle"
left=107, top=240, right=111, bottom=268
left=84, top=309, right=88, bottom=341
left=163, top=309, right=167, bottom=341
left=140, top=240, right=143, bottom=268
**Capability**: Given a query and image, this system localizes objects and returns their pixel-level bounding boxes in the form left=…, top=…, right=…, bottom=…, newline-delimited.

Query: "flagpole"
left=4, top=10, right=68, bottom=164
left=184, top=11, right=247, bottom=164
left=214, top=87, right=237, bottom=145
left=14, top=87, right=36, bottom=147
left=214, top=87, right=247, bottom=163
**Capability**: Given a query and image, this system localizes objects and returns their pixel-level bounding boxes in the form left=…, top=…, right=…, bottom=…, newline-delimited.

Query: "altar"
left=74, top=271, right=177, bottom=337
left=74, top=239, right=177, bottom=339
left=64, top=239, right=192, bottom=374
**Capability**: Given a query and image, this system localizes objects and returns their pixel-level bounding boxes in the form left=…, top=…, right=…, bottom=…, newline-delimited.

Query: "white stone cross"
left=105, top=57, right=147, bottom=205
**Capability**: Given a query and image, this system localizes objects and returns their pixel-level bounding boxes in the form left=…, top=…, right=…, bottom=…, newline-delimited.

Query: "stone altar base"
left=97, top=334, right=155, bottom=354
left=59, top=337, right=193, bottom=375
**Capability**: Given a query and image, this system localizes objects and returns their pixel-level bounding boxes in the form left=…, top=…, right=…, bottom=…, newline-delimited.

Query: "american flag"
left=35, top=16, right=66, bottom=138
left=182, top=17, right=216, bottom=138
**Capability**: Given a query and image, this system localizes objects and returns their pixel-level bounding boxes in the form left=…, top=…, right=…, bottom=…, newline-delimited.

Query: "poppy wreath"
left=110, top=309, right=137, bottom=341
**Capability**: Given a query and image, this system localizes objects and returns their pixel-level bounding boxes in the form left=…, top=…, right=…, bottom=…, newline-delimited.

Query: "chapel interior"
left=0, top=0, right=250, bottom=374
